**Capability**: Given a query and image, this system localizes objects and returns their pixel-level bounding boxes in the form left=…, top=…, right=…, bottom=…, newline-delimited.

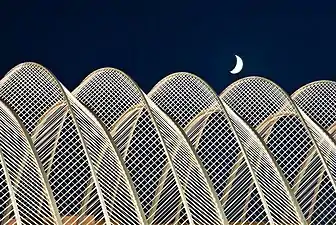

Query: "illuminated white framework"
left=220, top=77, right=336, bottom=224
left=149, top=73, right=306, bottom=225
left=0, top=62, right=335, bottom=225
left=292, top=80, right=336, bottom=139
left=73, top=68, right=227, bottom=225
left=0, top=100, right=61, bottom=225
left=0, top=63, right=147, bottom=225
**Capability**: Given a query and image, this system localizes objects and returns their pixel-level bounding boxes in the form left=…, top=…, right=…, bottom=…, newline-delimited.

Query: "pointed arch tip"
left=150, top=71, right=206, bottom=94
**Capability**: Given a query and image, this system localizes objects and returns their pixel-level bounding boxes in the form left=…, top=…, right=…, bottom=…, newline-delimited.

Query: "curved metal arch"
left=0, top=100, right=62, bottom=225
left=0, top=63, right=66, bottom=134
left=0, top=62, right=147, bottom=225
left=73, top=68, right=228, bottom=225
left=149, top=72, right=219, bottom=128
left=220, top=76, right=336, bottom=224
left=149, top=72, right=306, bottom=225
left=73, top=67, right=144, bottom=131
left=291, top=80, right=336, bottom=133
left=253, top=109, right=336, bottom=218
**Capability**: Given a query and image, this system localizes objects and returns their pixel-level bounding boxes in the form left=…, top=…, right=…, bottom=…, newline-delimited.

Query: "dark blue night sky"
left=0, top=1, right=335, bottom=93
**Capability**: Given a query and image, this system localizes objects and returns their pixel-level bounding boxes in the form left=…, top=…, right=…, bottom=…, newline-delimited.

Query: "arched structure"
left=292, top=80, right=336, bottom=138
left=0, top=63, right=147, bottom=225
left=73, top=68, right=227, bottom=225
left=0, top=62, right=335, bottom=224
left=220, top=76, right=336, bottom=224
left=0, top=100, right=61, bottom=225
left=149, top=73, right=306, bottom=225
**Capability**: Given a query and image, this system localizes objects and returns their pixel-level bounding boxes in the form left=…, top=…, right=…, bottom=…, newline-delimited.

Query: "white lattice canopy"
left=292, top=80, right=336, bottom=137
left=221, top=77, right=336, bottom=224
left=0, top=100, right=61, bottom=225
left=73, top=68, right=227, bottom=225
left=0, top=63, right=147, bottom=225
left=0, top=62, right=335, bottom=225
left=149, top=73, right=306, bottom=225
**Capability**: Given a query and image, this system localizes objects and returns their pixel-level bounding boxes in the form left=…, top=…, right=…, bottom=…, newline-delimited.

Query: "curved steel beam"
left=220, top=76, right=336, bottom=224
left=292, top=80, right=336, bottom=132
left=0, top=62, right=147, bottom=225
left=0, top=100, right=62, bottom=225
left=73, top=68, right=228, bottom=225
left=148, top=73, right=306, bottom=225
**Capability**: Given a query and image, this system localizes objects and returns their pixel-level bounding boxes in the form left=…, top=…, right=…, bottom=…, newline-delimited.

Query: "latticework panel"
left=71, top=95, right=145, bottom=224
left=226, top=108, right=304, bottom=225
left=0, top=63, right=147, bottom=225
left=0, top=63, right=65, bottom=134
left=1, top=61, right=335, bottom=224
left=0, top=100, right=61, bottom=225
left=292, top=81, right=336, bottom=137
left=149, top=73, right=306, bottom=225
left=74, top=68, right=227, bottom=225
left=149, top=73, right=218, bottom=128
left=299, top=113, right=336, bottom=223
left=148, top=98, right=226, bottom=225
left=220, top=76, right=336, bottom=224
left=73, top=68, right=143, bottom=130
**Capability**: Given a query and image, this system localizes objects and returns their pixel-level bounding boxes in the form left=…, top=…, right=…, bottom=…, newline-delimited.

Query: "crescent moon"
left=230, top=55, right=243, bottom=74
